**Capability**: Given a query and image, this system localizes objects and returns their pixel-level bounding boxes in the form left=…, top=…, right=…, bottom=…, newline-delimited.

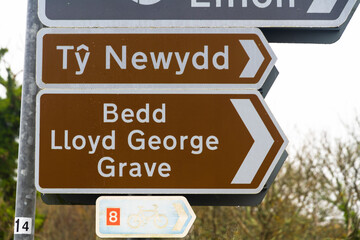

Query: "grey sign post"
left=14, top=0, right=42, bottom=239
left=39, top=0, right=357, bottom=28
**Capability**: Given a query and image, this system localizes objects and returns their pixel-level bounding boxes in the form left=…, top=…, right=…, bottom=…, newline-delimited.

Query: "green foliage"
left=0, top=48, right=46, bottom=239
left=0, top=48, right=21, bottom=240
left=294, top=129, right=360, bottom=240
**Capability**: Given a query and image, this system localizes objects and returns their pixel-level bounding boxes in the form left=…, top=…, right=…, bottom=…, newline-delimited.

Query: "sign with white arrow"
left=35, top=89, right=288, bottom=194
left=36, top=28, right=276, bottom=90
left=96, top=196, right=196, bottom=238
left=38, top=0, right=357, bottom=28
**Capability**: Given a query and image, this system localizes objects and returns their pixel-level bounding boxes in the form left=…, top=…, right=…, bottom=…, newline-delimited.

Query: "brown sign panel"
left=36, top=28, right=276, bottom=89
left=35, top=89, right=287, bottom=194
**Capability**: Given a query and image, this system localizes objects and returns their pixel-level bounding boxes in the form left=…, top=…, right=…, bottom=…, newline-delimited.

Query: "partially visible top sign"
left=38, top=0, right=357, bottom=28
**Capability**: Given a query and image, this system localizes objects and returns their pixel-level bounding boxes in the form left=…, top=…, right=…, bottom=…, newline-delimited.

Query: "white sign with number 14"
left=14, top=217, right=32, bottom=234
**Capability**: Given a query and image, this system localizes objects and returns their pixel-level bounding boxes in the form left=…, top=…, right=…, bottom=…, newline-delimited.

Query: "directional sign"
left=38, top=0, right=357, bottom=28
left=35, top=89, right=288, bottom=194
left=36, top=28, right=276, bottom=90
left=40, top=151, right=288, bottom=206
left=96, top=196, right=196, bottom=238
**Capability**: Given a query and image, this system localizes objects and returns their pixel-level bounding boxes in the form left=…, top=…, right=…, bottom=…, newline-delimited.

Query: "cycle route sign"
left=38, top=0, right=357, bottom=28
left=96, top=196, right=196, bottom=238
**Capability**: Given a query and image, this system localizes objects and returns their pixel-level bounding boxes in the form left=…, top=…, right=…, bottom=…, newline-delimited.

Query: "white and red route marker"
left=96, top=196, right=196, bottom=238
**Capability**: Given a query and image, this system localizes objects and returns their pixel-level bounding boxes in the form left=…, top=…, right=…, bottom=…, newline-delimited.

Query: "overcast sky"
left=268, top=9, right=360, bottom=145
left=0, top=1, right=359, bottom=147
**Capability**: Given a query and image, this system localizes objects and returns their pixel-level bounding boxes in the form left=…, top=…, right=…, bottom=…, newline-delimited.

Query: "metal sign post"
left=14, top=0, right=42, bottom=239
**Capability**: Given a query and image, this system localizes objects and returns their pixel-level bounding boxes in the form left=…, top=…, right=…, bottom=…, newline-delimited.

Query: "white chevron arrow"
left=307, top=0, right=338, bottom=13
left=230, top=99, right=274, bottom=184
left=239, top=40, right=264, bottom=79
left=172, top=203, right=188, bottom=231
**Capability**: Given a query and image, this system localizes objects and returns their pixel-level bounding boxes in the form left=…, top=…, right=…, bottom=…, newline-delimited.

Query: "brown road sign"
left=36, top=28, right=276, bottom=89
left=35, top=89, right=287, bottom=194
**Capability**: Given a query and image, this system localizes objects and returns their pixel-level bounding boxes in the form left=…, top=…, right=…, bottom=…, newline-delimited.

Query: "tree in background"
left=301, top=126, right=360, bottom=239
left=0, top=48, right=22, bottom=240
left=184, top=128, right=360, bottom=240
left=185, top=155, right=347, bottom=240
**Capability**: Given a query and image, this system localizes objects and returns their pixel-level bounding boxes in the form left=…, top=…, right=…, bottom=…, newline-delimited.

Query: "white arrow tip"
left=307, top=0, right=337, bottom=13
left=230, top=99, right=274, bottom=184
left=239, top=40, right=264, bottom=79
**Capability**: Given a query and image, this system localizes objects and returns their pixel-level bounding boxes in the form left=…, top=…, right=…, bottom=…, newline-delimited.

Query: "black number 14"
left=15, top=219, right=29, bottom=233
